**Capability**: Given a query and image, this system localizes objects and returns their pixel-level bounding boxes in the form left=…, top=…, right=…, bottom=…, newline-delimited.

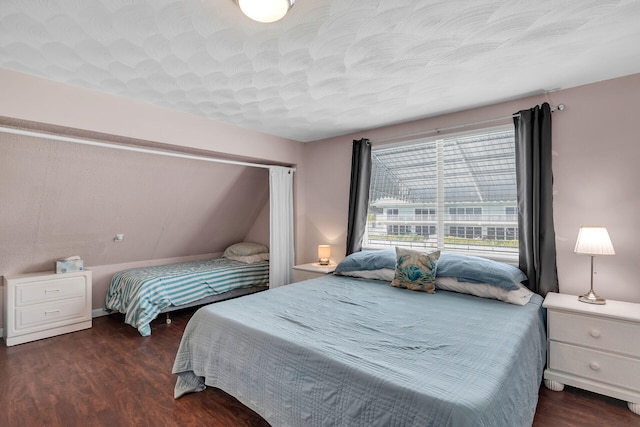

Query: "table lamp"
left=574, top=226, right=615, bottom=304
left=317, top=245, right=331, bottom=265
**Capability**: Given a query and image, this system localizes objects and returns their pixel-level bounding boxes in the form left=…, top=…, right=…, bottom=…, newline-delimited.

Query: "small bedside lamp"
left=574, top=226, right=615, bottom=305
left=317, top=245, right=331, bottom=265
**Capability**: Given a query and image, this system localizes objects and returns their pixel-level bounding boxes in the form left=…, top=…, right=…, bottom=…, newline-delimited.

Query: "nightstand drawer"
left=549, top=310, right=640, bottom=357
left=16, top=275, right=87, bottom=306
left=549, top=341, right=640, bottom=391
left=15, top=297, right=89, bottom=331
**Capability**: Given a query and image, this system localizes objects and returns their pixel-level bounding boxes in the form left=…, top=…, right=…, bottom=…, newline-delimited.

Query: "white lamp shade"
left=574, top=226, right=615, bottom=256
left=236, top=0, right=294, bottom=23
left=317, top=245, right=331, bottom=260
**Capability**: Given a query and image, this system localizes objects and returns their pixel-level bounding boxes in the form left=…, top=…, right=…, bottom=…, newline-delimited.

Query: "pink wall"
left=0, top=132, right=271, bottom=273
left=302, top=73, right=640, bottom=303
left=0, top=69, right=304, bottom=165
left=1, top=67, right=639, bottom=336
left=0, top=131, right=271, bottom=314
left=0, top=69, right=306, bottom=328
left=0, top=67, right=308, bottom=268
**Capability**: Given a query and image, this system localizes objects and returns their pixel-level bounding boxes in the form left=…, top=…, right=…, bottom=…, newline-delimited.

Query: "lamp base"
left=578, top=290, right=606, bottom=305
left=318, top=258, right=330, bottom=266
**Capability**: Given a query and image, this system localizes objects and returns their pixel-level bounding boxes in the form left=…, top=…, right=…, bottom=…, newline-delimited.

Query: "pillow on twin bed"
left=390, top=247, right=440, bottom=293
left=223, top=242, right=269, bottom=258
left=225, top=252, right=270, bottom=264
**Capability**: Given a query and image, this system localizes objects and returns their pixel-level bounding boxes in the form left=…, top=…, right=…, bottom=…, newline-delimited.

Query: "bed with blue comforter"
left=173, top=273, right=546, bottom=426
left=104, top=257, right=269, bottom=336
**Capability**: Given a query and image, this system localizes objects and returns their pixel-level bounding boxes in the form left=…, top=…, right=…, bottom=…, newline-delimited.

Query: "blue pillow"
left=335, top=249, right=396, bottom=273
left=436, top=253, right=527, bottom=291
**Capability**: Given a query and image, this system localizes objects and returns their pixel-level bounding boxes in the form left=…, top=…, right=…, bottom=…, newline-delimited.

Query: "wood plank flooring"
left=1, top=308, right=638, bottom=427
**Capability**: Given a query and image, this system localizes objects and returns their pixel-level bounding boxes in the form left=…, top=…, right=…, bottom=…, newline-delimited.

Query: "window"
left=448, top=226, right=482, bottom=239
left=449, top=207, right=481, bottom=216
left=487, top=227, right=518, bottom=241
left=387, top=225, right=412, bottom=235
left=364, top=126, right=518, bottom=260
left=415, top=225, right=436, bottom=237
left=415, top=208, right=435, bottom=216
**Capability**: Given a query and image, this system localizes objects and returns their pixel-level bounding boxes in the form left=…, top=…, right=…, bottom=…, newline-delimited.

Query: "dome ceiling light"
left=234, top=0, right=295, bottom=23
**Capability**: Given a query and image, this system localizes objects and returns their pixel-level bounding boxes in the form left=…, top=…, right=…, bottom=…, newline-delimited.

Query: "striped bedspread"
left=104, top=258, right=269, bottom=336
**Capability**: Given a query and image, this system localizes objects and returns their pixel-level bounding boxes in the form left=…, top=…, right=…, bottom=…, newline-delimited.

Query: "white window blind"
left=365, top=126, right=518, bottom=261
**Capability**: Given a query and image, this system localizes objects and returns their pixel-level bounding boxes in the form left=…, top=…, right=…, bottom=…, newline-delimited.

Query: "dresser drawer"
left=4, top=270, right=92, bottom=346
left=548, top=310, right=640, bottom=357
left=14, top=297, right=89, bottom=331
left=549, top=341, right=640, bottom=392
left=15, top=275, right=87, bottom=307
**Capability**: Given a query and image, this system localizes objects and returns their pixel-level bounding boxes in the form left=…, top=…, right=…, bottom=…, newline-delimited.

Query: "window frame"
left=363, top=125, right=518, bottom=263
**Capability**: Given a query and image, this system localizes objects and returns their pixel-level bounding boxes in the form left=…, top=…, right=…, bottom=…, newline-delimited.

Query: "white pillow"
left=225, top=253, right=270, bottom=264
left=435, top=276, right=533, bottom=305
left=223, top=242, right=269, bottom=257
left=337, top=268, right=395, bottom=281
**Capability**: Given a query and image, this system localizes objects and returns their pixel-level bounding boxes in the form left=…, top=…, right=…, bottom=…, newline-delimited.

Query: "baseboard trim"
left=92, top=308, right=111, bottom=318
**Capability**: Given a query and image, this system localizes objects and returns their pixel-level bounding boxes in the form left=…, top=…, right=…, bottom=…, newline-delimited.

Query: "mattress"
left=173, top=274, right=546, bottom=426
left=104, top=258, right=269, bottom=336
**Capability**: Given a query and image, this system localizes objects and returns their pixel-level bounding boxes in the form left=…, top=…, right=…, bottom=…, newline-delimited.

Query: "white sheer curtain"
left=269, top=166, right=294, bottom=287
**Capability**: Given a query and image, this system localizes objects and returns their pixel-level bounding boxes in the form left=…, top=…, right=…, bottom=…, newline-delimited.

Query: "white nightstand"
left=291, top=263, right=336, bottom=283
left=3, top=270, right=92, bottom=346
left=543, top=292, right=640, bottom=415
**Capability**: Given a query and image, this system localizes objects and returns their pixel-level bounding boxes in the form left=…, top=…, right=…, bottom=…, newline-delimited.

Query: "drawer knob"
left=589, top=361, right=601, bottom=371
left=589, top=329, right=601, bottom=338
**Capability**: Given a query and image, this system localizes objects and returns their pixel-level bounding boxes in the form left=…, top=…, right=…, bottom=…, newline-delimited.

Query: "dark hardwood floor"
left=1, top=309, right=638, bottom=427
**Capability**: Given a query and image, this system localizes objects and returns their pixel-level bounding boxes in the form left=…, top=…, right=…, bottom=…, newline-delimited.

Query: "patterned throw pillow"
left=391, top=248, right=440, bottom=292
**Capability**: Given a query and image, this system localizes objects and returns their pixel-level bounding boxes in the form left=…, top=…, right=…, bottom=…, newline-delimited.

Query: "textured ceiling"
left=1, top=0, right=640, bottom=142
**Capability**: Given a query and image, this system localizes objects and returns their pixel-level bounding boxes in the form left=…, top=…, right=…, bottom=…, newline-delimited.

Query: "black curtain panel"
left=346, top=138, right=372, bottom=256
left=514, top=103, right=559, bottom=296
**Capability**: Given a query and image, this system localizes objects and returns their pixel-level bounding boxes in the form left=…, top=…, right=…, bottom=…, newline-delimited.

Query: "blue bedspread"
left=173, top=274, right=546, bottom=426
left=104, top=258, right=269, bottom=336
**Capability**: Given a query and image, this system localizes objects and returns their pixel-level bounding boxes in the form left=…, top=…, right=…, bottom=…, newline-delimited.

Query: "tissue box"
left=56, top=259, right=84, bottom=274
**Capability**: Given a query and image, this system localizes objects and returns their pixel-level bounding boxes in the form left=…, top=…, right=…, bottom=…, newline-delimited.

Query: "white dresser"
left=3, top=270, right=92, bottom=346
left=543, top=292, right=640, bottom=415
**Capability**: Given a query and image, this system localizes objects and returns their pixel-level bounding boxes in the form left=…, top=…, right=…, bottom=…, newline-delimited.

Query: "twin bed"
left=172, top=249, right=547, bottom=426
left=104, top=242, right=270, bottom=336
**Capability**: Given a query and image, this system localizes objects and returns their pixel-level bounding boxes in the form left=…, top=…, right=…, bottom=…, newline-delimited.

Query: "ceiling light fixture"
left=234, top=0, right=295, bottom=23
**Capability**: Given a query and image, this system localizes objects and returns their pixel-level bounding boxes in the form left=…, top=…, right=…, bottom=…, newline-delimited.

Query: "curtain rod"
left=373, top=103, right=565, bottom=145
left=0, top=125, right=296, bottom=172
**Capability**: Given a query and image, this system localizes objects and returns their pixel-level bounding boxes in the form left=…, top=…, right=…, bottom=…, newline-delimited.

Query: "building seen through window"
left=365, top=126, right=518, bottom=261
